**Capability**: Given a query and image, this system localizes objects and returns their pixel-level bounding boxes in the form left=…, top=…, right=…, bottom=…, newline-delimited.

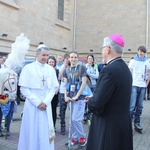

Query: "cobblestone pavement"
left=0, top=100, right=150, bottom=150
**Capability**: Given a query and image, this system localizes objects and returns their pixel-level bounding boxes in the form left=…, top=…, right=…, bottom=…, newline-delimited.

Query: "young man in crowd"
left=129, top=46, right=150, bottom=133
left=64, top=51, right=87, bottom=147
left=58, top=53, right=70, bottom=135
left=56, top=54, right=63, bottom=71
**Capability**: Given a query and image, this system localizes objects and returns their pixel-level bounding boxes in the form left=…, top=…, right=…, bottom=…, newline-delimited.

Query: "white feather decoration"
left=5, top=33, right=30, bottom=69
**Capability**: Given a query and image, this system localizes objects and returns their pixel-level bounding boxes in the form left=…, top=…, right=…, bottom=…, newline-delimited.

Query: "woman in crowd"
left=48, top=56, right=59, bottom=130
left=85, top=54, right=99, bottom=92
left=83, top=54, right=99, bottom=124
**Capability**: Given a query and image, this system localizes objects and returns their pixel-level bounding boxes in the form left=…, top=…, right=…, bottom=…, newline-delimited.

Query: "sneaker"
left=71, top=138, right=78, bottom=146
left=61, top=127, right=66, bottom=135
left=79, top=137, right=87, bottom=147
left=65, top=139, right=78, bottom=147
left=134, top=123, right=143, bottom=130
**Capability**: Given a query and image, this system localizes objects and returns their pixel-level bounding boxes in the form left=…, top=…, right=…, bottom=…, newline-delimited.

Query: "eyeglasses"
left=100, top=46, right=111, bottom=51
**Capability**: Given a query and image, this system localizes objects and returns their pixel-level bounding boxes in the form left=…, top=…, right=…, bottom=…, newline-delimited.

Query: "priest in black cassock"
left=86, top=34, right=133, bottom=150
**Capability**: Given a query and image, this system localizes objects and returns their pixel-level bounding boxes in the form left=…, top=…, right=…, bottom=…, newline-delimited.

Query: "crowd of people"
left=0, top=34, right=150, bottom=150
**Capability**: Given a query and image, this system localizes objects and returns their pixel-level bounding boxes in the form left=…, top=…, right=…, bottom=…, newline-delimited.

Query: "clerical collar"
left=35, top=60, right=45, bottom=67
left=107, top=57, right=122, bottom=65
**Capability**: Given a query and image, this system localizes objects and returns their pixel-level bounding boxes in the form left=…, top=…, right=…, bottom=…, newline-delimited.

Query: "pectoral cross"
left=42, top=76, right=46, bottom=86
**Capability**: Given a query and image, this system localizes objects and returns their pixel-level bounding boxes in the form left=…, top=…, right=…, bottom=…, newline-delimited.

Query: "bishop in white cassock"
left=18, top=45, right=59, bottom=150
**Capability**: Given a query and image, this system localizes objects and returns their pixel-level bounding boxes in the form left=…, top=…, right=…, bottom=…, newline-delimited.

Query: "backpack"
left=66, top=64, right=92, bottom=88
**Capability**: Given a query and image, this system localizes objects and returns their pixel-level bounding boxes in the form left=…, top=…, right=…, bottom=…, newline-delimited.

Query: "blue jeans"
left=130, top=86, right=146, bottom=124
left=0, top=101, right=14, bottom=132
left=5, top=101, right=15, bottom=131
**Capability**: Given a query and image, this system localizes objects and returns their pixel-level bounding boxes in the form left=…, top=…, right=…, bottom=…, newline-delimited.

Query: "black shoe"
left=6, top=131, right=10, bottom=136
left=0, top=132, right=3, bottom=137
left=16, top=98, right=20, bottom=105
left=61, top=127, right=66, bottom=135
left=134, top=123, right=143, bottom=130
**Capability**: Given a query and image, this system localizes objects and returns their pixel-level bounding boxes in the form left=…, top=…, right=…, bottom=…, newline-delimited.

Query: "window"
left=58, top=0, right=64, bottom=20
left=56, top=0, right=71, bottom=29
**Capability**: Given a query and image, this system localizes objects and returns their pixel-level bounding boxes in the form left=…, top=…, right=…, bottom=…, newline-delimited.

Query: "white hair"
left=103, top=37, right=123, bottom=54
left=36, top=44, right=50, bottom=54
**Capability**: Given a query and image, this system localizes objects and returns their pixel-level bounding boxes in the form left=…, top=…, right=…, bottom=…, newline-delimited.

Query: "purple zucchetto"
left=109, top=34, right=124, bottom=47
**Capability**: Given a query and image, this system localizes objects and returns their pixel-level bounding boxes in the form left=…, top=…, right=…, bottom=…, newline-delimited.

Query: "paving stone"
left=0, top=100, right=150, bottom=150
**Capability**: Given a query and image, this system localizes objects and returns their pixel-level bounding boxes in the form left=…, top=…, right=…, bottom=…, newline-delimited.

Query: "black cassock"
left=86, top=58, right=133, bottom=150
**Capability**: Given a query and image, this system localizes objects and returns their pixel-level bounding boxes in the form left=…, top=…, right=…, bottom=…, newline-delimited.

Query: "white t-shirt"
left=129, top=59, right=150, bottom=87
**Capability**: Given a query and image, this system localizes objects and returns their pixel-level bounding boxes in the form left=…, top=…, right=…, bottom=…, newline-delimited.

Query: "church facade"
left=0, top=0, right=74, bottom=57
left=75, top=0, right=150, bottom=62
left=0, top=0, right=150, bottom=63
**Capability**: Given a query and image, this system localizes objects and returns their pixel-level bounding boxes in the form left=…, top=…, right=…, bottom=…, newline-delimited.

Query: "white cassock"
left=18, top=61, right=59, bottom=150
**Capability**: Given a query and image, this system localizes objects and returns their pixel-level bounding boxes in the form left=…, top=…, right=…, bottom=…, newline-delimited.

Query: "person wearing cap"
left=129, top=46, right=150, bottom=132
left=18, top=44, right=59, bottom=150
left=86, top=34, right=133, bottom=150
